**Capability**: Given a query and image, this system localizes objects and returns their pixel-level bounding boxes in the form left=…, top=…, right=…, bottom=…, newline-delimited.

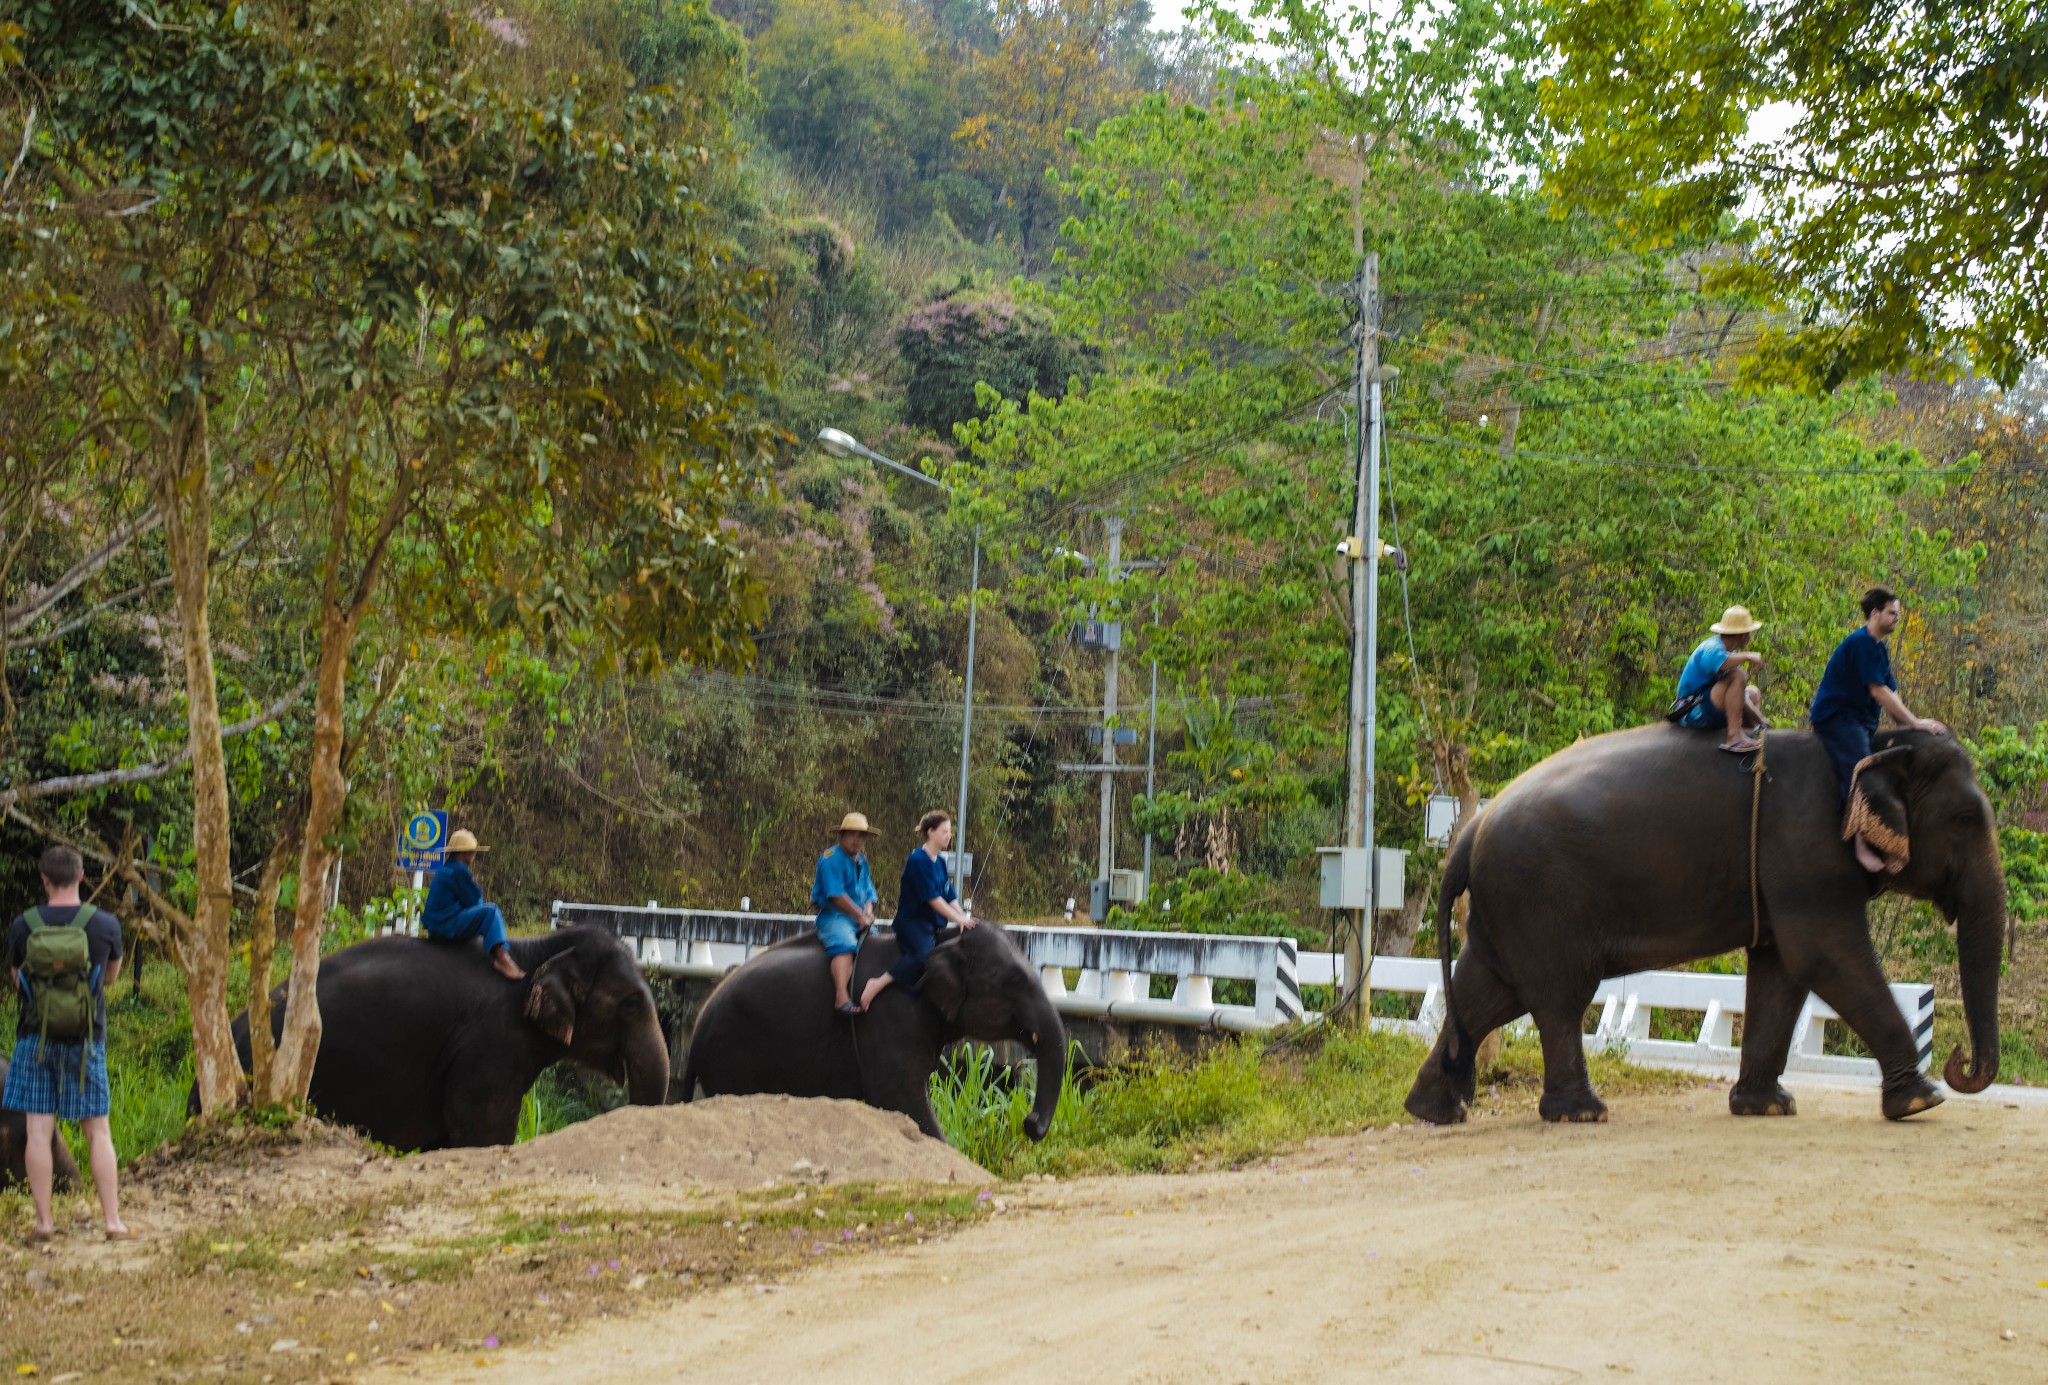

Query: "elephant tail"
left=1435, top=820, right=1476, bottom=1065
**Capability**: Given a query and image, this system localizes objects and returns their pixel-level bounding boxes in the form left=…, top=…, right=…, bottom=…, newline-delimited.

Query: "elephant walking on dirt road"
left=682, top=923, right=1067, bottom=1143
left=1405, top=725, right=2004, bottom=1126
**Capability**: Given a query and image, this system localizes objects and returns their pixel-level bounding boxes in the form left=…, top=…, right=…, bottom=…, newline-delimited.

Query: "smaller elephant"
left=217, top=925, right=670, bottom=1150
left=682, top=923, right=1067, bottom=1142
left=0, top=1057, right=81, bottom=1191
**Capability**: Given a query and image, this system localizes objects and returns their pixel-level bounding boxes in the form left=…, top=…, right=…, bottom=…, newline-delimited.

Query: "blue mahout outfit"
left=811, top=846, right=877, bottom=958
left=421, top=859, right=508, bottom=953
left=1675, top=635, right=1733, bottom=728
left=1809, top=626, right=1896, bottom=807
left=889, top=847, right=956, bottom=989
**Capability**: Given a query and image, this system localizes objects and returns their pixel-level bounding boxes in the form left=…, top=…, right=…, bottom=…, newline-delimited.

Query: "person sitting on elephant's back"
left=860, top=809, right=977, bottom=1012
left=1673, top=605, right=1768, bottom=753
left=421, top=830, right=525, bottom=980
left=813, top=812, right=880, bottom=1015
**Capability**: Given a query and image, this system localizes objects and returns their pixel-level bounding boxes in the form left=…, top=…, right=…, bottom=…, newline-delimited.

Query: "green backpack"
left=21, top=906, right=96, bottom=1044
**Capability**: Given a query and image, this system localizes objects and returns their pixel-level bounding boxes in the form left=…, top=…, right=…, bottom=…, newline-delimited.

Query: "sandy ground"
left=362, top=1085, right=2048, bottom=1385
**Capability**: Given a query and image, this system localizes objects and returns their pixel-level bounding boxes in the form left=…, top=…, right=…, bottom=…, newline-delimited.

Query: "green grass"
left=931, top=1025, right=1707, bottom=1178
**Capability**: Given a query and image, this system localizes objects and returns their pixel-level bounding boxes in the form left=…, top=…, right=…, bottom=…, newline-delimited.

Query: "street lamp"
left=818, top=428, right=981, bottom=901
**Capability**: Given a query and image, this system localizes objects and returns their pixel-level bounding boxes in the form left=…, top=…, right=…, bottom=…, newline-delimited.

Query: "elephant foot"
left=1882, top=1076, right=1944, bottom=1121
left=1403, top=1080, right=1469, bottom=1127
left=1729, top=1083, right=1798, bottom=1117
left=1538, top=1090, right=1609, bottom=1124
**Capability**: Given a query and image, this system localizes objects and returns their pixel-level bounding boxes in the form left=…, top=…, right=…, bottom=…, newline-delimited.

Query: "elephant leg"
left=1404, top=944, right=1526, bottom=1126
left=1533, top=985, right=1606, bottom=1123
left=856, top=1044, right=944, bottom=1141
left=1731, top=945, right=1801, bottom=1116
left=1802, top=937, right=1941, bottom=1120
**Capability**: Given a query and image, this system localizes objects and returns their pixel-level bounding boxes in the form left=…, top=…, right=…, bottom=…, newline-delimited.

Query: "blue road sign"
left=396, top=810, right=449, bottom=874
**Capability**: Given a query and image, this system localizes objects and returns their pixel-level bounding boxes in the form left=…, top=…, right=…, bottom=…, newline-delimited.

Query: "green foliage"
left=1543, top=0, right=2048, bottom=388
left=1963, top=722, right=2048, bottom=922
left=898, top=288, right=1095, bottom=431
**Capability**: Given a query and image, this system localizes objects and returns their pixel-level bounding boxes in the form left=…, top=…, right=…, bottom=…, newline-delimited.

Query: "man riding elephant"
left=1406, top=719, right=2004, bottom=1128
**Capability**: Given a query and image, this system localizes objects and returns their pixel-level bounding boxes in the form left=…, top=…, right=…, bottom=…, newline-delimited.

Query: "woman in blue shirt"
left=860, top=810, right=977, bottom=1011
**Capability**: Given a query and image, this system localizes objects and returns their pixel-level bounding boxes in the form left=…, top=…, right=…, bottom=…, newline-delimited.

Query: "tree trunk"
left=270, top=610, right=352, bottom=1102
left=246, top=813, right=302, bottom=1103
left=155, top=416, right=244, bottom=1115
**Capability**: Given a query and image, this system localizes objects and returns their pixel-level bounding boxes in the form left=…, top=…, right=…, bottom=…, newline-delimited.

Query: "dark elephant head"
left=522, top=927, right=671, bottom=1106
left=1850, top=731, right=2007, bottom=1093
left=920, top=925, right=1067, bottom=1141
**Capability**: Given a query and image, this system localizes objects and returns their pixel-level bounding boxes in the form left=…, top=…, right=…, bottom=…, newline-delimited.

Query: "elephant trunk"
left=1021, top=1000, right=1067, bottom=1143
left=623, top=1006, right=673, bottom=1107
left=1942, top=860, right=2005, bottom=1095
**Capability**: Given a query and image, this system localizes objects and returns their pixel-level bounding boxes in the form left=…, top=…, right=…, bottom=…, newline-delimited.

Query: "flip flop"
left=1720, top=739, right=1762, bottom=754
left=105, top=1227, right=141, bottom=1243
left=26, top=1229, right=54, bottom=1245
left=835, top=1001, right=861, bottom=1016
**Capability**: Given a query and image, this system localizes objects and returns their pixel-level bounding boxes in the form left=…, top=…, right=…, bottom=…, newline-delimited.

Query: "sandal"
left=105, top=1227, right=141, bottom=1243
left=1720, top=738, right=1762, bottom=754
left=835, top=1001, right=861, bottom=1016
left=26, top=1229, right=54, bottom=1245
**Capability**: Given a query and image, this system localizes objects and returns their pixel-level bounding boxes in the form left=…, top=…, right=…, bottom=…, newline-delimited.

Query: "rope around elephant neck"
left=1749, top=731, right=1768, bottom=950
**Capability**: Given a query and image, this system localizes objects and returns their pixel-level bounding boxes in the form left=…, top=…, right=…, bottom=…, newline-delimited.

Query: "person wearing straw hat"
left=812, top=812, right=880, bottom=1015
left=1673, top=605, right=1768, bottom=754
left=421, top=829, right=525, bottom=980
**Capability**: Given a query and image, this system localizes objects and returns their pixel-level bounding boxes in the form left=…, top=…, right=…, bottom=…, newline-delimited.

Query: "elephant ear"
left=524, top=952, right=589, bottom=1046
left=1844, top=745, right=1913, bottom=874
left=919, top=943, right=967, bottom=1023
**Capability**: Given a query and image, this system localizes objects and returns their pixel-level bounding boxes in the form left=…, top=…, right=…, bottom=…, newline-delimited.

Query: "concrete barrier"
left=1302, top=953, right=1935, bottom=1081
left=555, top=902, right=1933, bottom=1083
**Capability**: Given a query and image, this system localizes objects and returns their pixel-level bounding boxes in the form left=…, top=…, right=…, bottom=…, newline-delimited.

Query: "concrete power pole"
left=1095, top=516, right=1125, bottom=911
left=1340, top=252, right=1382, bottom=1017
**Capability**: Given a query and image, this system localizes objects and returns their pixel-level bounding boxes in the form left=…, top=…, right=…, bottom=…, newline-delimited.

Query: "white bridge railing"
left=556, top=901, right=1933, bottom=1082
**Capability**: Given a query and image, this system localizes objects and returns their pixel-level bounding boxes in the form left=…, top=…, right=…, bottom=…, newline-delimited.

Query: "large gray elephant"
left=681, top=923, right=1067, bottom=1142
left=1405, top=725, right=2004, bottom=1125
left=217, top=925, right=669, bottom=1150
left=1, top=1057, right=80, bottom=1190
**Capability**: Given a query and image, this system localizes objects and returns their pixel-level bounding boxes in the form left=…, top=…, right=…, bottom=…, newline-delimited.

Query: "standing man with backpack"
left=3, top=845, right=133, bottom=1243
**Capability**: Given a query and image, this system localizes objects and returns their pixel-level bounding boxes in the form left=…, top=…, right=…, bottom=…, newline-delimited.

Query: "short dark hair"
left=38, top=844, right=83, bottom=889
left=917, top=809, right=952, bottom=839
left=1861, top=586, right=1898, bottom=618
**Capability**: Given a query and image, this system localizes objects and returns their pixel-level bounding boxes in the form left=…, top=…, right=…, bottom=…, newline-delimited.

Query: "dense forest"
left=4, top=0, right=2046, bottom=1108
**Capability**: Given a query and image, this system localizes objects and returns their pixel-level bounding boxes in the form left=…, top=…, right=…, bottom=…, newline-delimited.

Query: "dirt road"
left=368, top=1085, right=2048, bottom=1384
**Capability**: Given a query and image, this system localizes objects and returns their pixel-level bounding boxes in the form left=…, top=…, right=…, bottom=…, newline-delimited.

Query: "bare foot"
left=491, top=948, right=526, bottom=980
left=859, top=976, right=891, bottom=1010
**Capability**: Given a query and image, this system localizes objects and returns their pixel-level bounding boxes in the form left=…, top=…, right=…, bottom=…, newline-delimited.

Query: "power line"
left=1384, top=427, right=2047, bottom=477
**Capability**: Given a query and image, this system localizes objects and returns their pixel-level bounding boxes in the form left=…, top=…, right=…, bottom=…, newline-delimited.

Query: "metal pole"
left=1096, top=517, right=1124, bottom=909
left=1142, top=593, right=1158, bottom=902
left=1341, top=253, right=1379, bottom=1015
left=956, top=527, right=980, bottom=906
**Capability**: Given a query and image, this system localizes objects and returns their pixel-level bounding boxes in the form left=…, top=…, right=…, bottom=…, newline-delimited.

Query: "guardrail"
left=555, top=901, right=1932, bottom=1082
left=551, top=902, right=1303, bottom=1032
left=1302, top=954, right=1935, bottom=1081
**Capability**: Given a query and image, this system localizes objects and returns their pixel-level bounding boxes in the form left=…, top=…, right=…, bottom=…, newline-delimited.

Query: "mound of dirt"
left=427, top=1096, right=991, bottom=1190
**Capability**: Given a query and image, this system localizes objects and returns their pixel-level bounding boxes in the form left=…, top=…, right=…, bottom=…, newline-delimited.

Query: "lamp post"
left=818, top=429, right=980, bottom=901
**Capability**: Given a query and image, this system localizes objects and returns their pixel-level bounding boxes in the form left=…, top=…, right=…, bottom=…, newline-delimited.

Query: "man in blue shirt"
left=812, top=812, right=879, bottom=1015
left=860, top=809, right=977, bottom=1012
left=1674, top=605, right=1768, bottom=753
left=1810, top=586, right=1949, bottom=810
left=421, top=829, right=525, bottom=980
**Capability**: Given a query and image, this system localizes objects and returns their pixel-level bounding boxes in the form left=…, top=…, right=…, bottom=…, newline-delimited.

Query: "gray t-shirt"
left=7, top=904, right=123, bottom=1042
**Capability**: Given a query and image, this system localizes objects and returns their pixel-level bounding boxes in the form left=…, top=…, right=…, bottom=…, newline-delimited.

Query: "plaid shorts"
left=2, top=1035, right=111, bottom=1120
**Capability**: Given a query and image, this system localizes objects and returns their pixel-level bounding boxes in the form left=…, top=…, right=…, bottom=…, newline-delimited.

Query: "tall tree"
left=1544, top=0, right=2048, bottom=389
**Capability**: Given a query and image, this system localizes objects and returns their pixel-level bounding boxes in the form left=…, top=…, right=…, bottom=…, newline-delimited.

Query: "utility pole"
left=1141, top=592, right=1159, bottom=900
left=1096, top=516, right=1125, bottom=910
left=956, top=528, right=980, bottom=908
left=1341, top=252, right=1381, bottom=1018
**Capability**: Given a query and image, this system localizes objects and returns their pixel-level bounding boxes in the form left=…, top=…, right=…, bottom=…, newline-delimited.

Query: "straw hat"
left=1709, top=605, right=1763, bottom=636
left=446, top=829, right=488, bottom=854
left=830, top=812, right=879, bottom=836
